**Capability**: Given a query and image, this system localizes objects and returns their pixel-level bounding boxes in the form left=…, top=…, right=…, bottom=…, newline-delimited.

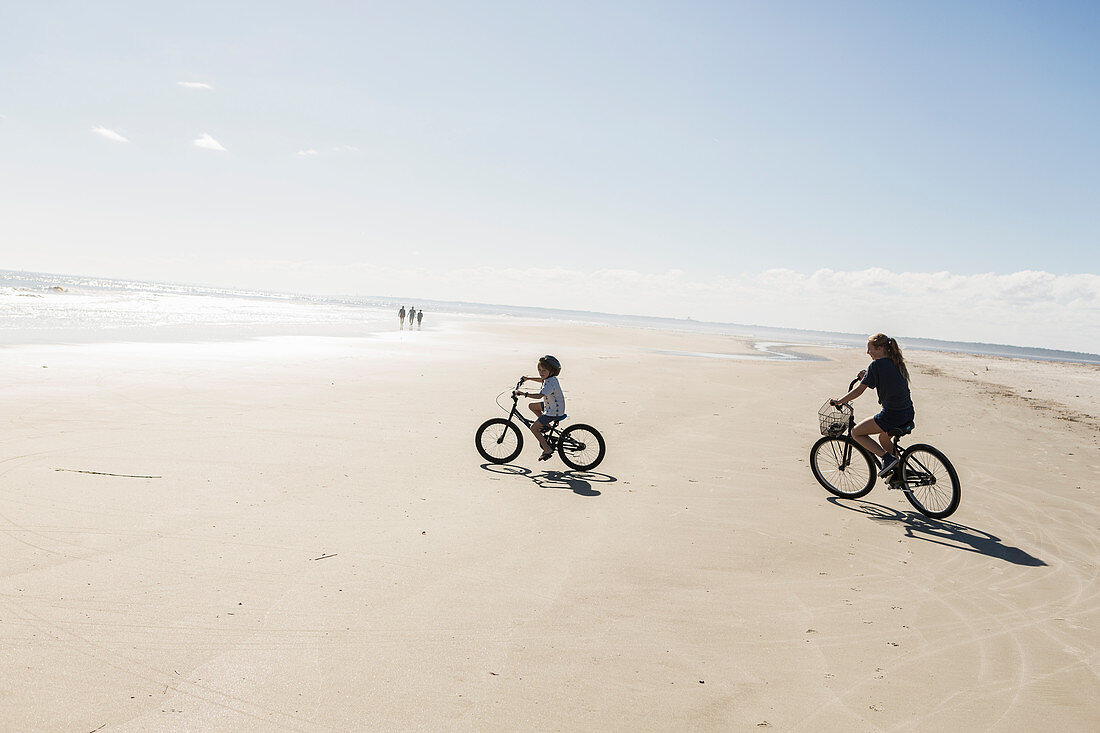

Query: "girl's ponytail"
left=870, top=333, right=910, bottom=383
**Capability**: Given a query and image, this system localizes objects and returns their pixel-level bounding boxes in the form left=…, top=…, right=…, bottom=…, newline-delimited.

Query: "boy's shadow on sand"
left=826, top=497, right=1046, bottom=567
left=479, top=463, right=615, bottom=497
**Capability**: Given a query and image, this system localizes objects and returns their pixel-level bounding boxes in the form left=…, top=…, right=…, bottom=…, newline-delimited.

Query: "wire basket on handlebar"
left=818, top=401, right=851, bottom=436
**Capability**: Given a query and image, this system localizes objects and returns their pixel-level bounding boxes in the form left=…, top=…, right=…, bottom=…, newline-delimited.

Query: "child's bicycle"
left=475, top=378, right=606, bottom=470
left=810, top=378, right=961, bottom=519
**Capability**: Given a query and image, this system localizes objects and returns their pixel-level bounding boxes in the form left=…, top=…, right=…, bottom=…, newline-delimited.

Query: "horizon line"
left=3, top=267, right=1098, bottom=361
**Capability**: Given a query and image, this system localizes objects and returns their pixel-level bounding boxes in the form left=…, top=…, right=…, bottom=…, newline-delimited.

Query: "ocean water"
left=3, top=269, right=1098, bottom=365
left=0, top=270, right=394, bottom=344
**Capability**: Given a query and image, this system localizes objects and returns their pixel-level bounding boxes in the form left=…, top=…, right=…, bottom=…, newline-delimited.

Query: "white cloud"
left=296, top=149, right=318, bottom=156
left=333, top=144, right=360, bottom=153
left=177, top=81, right=214, bottom=90
left=193, top=133, right=227, bottom=152
left=91, top=126, right=129, bottom=143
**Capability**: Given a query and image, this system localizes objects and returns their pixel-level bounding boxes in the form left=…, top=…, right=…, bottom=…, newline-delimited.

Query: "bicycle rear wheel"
left=557, top=424, right=606, bottom=471
left=810, top=436, right=876, bottom=498
left=475, top=418, right=523, bottom=464
left=900, top=444, right=960, bottom=519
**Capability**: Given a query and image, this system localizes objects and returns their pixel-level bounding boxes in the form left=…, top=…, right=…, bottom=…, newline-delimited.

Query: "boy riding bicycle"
left=513, top=355, right=565, bottom=461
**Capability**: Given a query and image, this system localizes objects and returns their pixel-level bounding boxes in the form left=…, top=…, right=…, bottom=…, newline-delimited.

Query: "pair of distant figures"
left=398, top=306, right=423, bottom=329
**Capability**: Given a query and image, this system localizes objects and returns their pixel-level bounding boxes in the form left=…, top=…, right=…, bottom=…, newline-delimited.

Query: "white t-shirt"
left=540, top=376, right=565, bottom=417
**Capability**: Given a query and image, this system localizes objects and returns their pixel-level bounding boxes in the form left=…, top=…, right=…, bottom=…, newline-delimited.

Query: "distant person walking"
left=416, top=310, right=423, bottom=329
left=398, top=305, right=406, bottom=329
left=408, top=307, right=416, bottom=328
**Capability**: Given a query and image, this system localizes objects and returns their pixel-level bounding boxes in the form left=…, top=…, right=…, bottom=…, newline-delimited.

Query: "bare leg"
left=851, top=417, right=888, bottom=458
left=527, top=403, right=551, bottom=453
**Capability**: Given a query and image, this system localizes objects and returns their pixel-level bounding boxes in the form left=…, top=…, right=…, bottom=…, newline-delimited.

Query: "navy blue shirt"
left=861, top=358, right=913, bottom=412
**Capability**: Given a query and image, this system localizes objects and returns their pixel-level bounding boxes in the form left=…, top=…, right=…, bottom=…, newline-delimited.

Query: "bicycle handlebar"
left=509, top=377, right=526, bottom=401
left=827, top=376, right=863, bottom=409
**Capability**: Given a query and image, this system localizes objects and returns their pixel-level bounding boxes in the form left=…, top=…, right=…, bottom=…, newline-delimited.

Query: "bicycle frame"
left=477, top=377, right=605, bottom=470
left=835, top=403, right=931, bottom=491
left=503, top=378, right=565, bottom=446
left=815, top=376, right=960, bottom=518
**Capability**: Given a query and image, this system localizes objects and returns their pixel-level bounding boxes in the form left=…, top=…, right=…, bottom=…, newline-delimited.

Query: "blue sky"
left=2, top=1, right=1098, bottom=350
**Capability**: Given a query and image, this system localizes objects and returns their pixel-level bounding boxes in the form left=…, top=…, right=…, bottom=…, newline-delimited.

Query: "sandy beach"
left=1, top=319, right=1097, bottom=731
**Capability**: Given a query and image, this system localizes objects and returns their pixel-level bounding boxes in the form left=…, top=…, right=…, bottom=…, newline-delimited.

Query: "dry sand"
left=1, top=320, right=1097, bottom=731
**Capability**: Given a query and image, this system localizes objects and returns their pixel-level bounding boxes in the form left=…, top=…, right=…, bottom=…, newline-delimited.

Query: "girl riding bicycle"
left=831, top=333, right=914, bottom=477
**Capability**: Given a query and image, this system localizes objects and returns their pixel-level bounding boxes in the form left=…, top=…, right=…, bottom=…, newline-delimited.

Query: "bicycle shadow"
left=825, top=496, right=1047, bottom=567
left=479, top=463, right=616, bottom=497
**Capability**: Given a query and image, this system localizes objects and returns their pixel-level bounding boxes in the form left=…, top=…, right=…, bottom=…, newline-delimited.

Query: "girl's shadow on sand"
left=826, top=497, right=1046, bottom=566
left=479, top=463, right=615, bottom=497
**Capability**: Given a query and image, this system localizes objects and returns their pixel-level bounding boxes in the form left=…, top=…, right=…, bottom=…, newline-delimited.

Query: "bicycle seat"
left=888, top=421, right=915, bottom=438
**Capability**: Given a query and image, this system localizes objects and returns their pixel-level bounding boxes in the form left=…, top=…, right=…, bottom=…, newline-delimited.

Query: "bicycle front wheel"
left=900, top=444, right=961, bottom=519
left=475, top=418, right=523, bottom=464
left=557, top=424, right=606, bottom=471
left=810, top=436, right=876, bottom=498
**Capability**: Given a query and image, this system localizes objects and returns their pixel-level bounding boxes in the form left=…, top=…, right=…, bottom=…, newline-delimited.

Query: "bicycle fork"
left=841, top=440, right=856, bottom=471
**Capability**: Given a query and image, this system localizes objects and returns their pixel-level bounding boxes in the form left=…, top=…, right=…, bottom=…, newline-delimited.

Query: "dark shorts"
left=874, top=408, right=915, bottom=432
left=537, top=413, right=566, bottom=426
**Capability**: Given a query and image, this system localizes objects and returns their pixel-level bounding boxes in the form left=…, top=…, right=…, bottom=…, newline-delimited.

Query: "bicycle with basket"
left=809, top=377, right=961, bottom=518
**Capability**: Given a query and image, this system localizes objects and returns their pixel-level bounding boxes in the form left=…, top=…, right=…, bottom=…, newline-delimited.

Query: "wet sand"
left=1, top=320, right=1097, bottom=731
